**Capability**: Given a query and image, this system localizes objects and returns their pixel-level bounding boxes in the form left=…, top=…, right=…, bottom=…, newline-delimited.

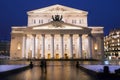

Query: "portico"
left=22, top=34, right=92, bottom=59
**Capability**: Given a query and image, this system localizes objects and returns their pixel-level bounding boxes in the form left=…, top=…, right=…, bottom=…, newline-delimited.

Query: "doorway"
left=56, top=54, right=59, bottom=59
left=64, top=53, right=68, bottom=59
left=48, top=54, right=51, bottom=59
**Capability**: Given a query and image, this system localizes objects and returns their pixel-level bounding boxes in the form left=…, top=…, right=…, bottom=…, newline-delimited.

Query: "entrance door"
left=48, top=54, right=51, bottom=59
left=56, top=54, right=59, bottom=59
left=64, top=54, right=68, bottom=59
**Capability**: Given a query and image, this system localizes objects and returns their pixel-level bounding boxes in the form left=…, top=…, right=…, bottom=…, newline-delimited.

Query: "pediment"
left=27, top=4, right=88, bottom=15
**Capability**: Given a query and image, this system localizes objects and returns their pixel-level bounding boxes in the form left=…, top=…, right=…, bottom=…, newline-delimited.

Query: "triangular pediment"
left=28, top=21, right=90, bottom=30
left=27, top=4, right=88, bottom=15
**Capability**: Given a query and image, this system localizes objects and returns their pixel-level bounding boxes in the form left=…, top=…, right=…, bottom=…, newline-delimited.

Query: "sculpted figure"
left=52, top=15, right=63, bottom=21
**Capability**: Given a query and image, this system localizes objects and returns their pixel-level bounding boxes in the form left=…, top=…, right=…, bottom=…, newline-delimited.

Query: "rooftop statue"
left=52, top=15, right=63, bottom=21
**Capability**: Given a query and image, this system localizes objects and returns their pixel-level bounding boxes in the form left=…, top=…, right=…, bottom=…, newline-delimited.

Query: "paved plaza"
left=0, top=61, right=97, bottom=80
left=0, top=61, right=120, bottom=80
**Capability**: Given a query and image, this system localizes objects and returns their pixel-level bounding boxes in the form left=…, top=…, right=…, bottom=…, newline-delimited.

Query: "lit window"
left=117, top=32, right=119, bottom=35
left=118, top=43, right=120, bottom=46
left=118, top=48, right=120, bottom=50
left=112, top=40, right=114, bottom=42
left=112, top=48, right=114, bottom=50
left=118, top=39, right=119, bottom=42
left=94, top=44, right=98, bottom=50
left=107, top=42, right=108, bottom=44
left=17, top=43, right=21, bottom=50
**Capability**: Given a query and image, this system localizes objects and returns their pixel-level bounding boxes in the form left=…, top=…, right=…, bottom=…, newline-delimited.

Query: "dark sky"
left=0, top=0, right=120, bottom=40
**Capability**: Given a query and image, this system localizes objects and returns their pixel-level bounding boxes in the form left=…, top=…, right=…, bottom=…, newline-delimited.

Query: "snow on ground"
left=0, top=65, right=27, bottom=72
left=80, top=65, right=120, bottom=73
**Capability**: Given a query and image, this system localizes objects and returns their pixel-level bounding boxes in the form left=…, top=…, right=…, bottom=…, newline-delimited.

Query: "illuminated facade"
left=104, top=28, right=120, bottom=60
left=10, top=4, right=104, bottom=59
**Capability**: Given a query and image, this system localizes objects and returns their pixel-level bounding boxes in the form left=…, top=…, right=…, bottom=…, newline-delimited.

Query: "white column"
left=79, top=34, right=83, bottom=59
left=41, top=34, right=45, bottom=59
left=69, top=34, right=73, bottom=59
left=25, top=36, right=28, bottom=59
left=60, top=34, right=64, bottom=59
left=88, top=34, right=92, bottom=59
left=35, top=37, right=38, bottom=59
left=32, top=34, right=36, bottom=59
left=22, top=34, right=26, bottom=59
left=51, top=34, right=54, bottom=59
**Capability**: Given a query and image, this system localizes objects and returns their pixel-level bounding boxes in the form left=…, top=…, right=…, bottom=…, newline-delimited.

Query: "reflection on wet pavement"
left=0, top=61, right=97, bottom=80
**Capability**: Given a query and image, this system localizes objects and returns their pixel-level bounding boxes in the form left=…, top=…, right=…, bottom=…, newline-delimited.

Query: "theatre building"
left=10, top=4, right=104, bottom=59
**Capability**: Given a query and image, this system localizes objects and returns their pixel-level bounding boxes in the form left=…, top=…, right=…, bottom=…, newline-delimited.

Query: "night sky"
left=0, top=0, right=120, bottom=40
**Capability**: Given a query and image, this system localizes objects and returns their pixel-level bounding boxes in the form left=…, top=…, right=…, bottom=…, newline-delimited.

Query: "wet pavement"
left=0, top=61, right=97, bottom=80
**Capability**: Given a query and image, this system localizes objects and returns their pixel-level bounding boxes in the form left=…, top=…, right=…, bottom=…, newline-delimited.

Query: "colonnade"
left=22, top=34, right=92, bottom=59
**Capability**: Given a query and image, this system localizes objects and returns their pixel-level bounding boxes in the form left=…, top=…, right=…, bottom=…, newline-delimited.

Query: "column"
left=79, top=34, right=83, bottom=59
left=25, top=36, right=28, bottom=59
left=88, top=34, right=92, bottom=59
left=41, top=34, right=45, bottom=58
left=60, top=34, right=64, bottom=59
left=51, top=34, right=54, bottom=59
left=69, top=34, right=73, bottom=59
left=32, top=34, right=36, bottom=59
left=35, top=36, right=38, bottom=59
left=22, top=34, right=26, bottom=59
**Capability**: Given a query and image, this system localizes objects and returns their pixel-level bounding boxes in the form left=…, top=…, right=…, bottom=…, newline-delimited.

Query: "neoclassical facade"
left=10, top=4, right=104, bottom=59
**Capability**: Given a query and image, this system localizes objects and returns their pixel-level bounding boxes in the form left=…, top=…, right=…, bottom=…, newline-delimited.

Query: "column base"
left=60, top=57, right=64, bottom=59
left=51, top=57, right=54, bottom=59
left=22, top=57, right=26, bottom=59
left=70, top=57, right=73, bottom=59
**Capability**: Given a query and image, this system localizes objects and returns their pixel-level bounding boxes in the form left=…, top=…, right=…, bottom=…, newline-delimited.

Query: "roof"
left=27, top=4, right=88, bottom=15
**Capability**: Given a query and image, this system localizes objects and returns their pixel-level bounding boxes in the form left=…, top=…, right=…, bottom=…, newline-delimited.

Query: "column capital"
left=32, top=34, right=36, bottom=37
left=88, top=34, right=92, bottom=37
left=60, top=34, right=64, bottom=37
left=79, top=34, right=82, bottom=37
left=51, top=34, right=54, bottom=37
left=41, top=34, right=45, bottom=37
left=23, top=34, right=27, bottom=37
left=69, top=34, right=73, bottom=37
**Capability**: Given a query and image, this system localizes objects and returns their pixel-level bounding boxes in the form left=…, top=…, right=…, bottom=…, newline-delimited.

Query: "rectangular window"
left=34, top=20, right=36, bottom=24
left=39, top=19, right=43, bottom=24
left=79, top=20, right=81, bottom=24
left=72, top=20, right=76, bottom=24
